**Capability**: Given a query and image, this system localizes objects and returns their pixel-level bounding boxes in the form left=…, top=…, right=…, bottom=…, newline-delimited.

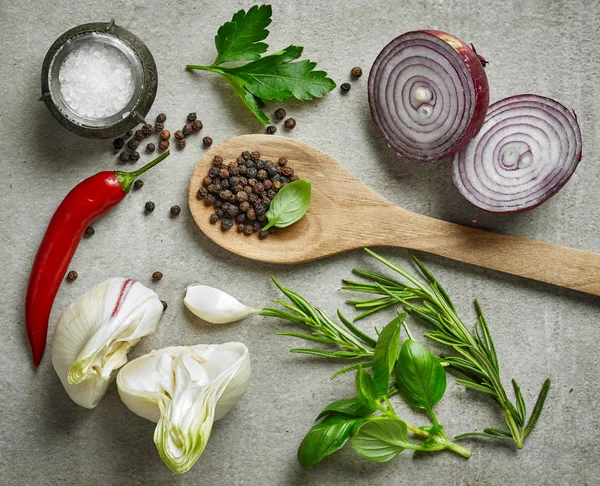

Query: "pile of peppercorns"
left=197, top=150, right=298, bottom=238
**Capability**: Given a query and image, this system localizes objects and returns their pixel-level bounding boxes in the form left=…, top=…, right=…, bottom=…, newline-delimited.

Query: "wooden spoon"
left=189, top=135, right=600, bottom=296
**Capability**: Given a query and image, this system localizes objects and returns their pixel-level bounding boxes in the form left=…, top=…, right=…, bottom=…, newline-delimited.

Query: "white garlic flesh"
left=184, top=284, right=258, bottom=324
left=51, top=278, right=163, bottom=409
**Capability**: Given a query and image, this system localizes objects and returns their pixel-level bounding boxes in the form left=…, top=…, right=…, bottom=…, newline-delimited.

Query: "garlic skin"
left=184, top=284, right=258, bottom=324
left=52, top=278, right=163, bottom=409
left=116, top=343, right=250, bottom=474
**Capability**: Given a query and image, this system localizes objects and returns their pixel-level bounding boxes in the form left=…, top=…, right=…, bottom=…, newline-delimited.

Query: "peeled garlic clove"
left=52, top=278, right=163, bottom=409
left=117, top=343, right=250, bottom=474
left=184, top=284, right=258, bottom=324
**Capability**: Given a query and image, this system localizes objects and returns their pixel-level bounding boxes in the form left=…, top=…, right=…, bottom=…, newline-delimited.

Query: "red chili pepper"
left=25, top=151, right=170, bottom=367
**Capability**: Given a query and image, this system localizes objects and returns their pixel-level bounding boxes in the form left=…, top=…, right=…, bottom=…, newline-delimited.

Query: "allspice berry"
left=159, top=140, right=169, bottom=151
left=152, top=271, right=163, bottom=281
left=67, top=270, right=78, bottom=281
left=284, top=118, right=296, bottom=129
left=351, top=66, right=363, bottom=78
left=160, top=129, right=171, bottom=141
left=203, top=136, right=213, bottom=147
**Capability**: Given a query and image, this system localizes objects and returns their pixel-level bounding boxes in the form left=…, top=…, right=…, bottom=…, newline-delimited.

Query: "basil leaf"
left=371, top=313, right=404, bottom=395
left=355, top=366, right=378, bottom=407
left=316, top=398, right=376, bottom=420
left=263, top=180, right=311, bottom=230
left=396, top=339, right=446, bottom=414
left=350, top=416, right=409, bottom=463
left=297, top=415, right=362, bottom=469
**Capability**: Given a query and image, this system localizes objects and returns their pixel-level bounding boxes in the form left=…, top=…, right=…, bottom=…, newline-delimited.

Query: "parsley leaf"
left=186, top=4, right=335, bottom=124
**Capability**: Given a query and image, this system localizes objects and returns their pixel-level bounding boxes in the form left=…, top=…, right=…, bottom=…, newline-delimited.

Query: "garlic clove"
left=116, top=343, right=250, bottom=474
left=52, top=278, right=163, bottom=409
left=184, top=285, right=258, bottom=324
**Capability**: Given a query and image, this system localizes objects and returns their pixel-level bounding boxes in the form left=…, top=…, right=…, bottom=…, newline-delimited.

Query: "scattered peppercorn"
left=67, top=270, right=78, bottom=281
left=155, top=122, right=164, bottom=132
left=161, top=300, right=168, bottom=311
left=176, top=139, right=186, bottom=149
left=266, top=125, right=277, bottom=134
left=183, top=124, right=193, bottom=136
left=128, top=139, right=139, bottom=150
left=152, top=271, right=163, bottom=281
left=142, top=124, right=153, bottom=136
left=174, top=130, right=184, bottom=140
left=340, top=83, right=351, bottom=92
left=85, top=226, right=95, bottom=236
left=134, top=130, right=145, bottom=142
left=159, top=140, right=169, bottom=151
left=192, top=120, right=203, bottom=131
left=146, top=143, right=156, bottom=153
left=203, top=136, right=213, bottom=147
left=156, top=113, right=167, bottom=123
left=134, top=180, right=144, bottom=190
left=145, top=201, right=155, bottom=212
left=130, top=151, right=140, bottom=161
left=119, top=151, right=130, bottom=163
left=170, top=205, right=181, bottom=216
left=160, top=129, right=171, bottom=141
left=113, top=138, right=125, bottom=150
left=351, top=66, right=363, bottom=78
left=187, top=112, right=197, bottom=122
left=284, top=118, right=296, bottom=129
left=274, top=108, right=286, bottom=120
left=126, top=130, right=133, bottom=137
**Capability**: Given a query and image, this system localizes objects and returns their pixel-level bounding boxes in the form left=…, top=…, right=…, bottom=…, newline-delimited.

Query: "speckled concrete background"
left=1, top=0, right=599, bottom=484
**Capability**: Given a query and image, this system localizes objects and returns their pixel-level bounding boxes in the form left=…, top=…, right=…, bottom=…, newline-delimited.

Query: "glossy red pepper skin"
left=25, top=172, right=125, bottom=367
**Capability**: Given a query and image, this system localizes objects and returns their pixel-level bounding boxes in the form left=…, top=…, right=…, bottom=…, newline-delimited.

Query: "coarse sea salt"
left=58, top=42, right=135, bottom=119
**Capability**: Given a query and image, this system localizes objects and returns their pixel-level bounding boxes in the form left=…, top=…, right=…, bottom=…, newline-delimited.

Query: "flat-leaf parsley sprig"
left=186, top=5, right=336, bottom=124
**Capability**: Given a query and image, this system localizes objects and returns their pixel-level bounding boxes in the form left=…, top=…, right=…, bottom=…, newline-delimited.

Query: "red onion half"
left=368, top=30, right=489, bottom=163
left=452, top=95, right=582, bottom=213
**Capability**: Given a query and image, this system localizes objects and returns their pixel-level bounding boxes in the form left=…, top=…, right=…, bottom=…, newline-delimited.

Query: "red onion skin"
left=368, top=30, right=490, bottom=163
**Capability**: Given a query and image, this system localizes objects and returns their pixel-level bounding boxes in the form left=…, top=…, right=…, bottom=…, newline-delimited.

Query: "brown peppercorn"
left=146, top=143, right=156, bottom=153
left=192, top=120, right=203, bottom=131
left=152, top=271, right=163, bottom=281
left=119, top=151, right=130, bottom=163
left=212, top=155, right=223, bottom=166
left=176, top=140, right=186, bottom=149
left=278, top=157, right=288, bottom=167
left=238, top=176, right=248, bottom=186
left=250, top=151, right=261, bottom=161
left=203, top=136, right=213, bottom=147
left=351, top=66, right=363, bottom=78
left=284, top=118, right=296, bottom=129
left=170, top=205, right=181, bottom=216
left=202, top=176, right=212, bottom=187
left=157, top=113, right=167, bottom=123
left=237, top=223, right=245, bottom=233
left=244, top=185, right=253, bottom=195
left=127, top=139, right=139, bottom=150
left=340, top=83, right=351, bottom=92
left=253, top=183, right=265, bottom=194
left=274, top=108, right=286, bottom=120
left=145, top=201, right=155, bottom=212
left=258, top=229, right=271, bottom=239
left=142, top=124, right=153, bottom=136
left=246, top=208, right=256, bottom=220
left=239, top=201, right=250, bottom=212
left=159, top=140, right=169, bottom=151
left=155, top=122, right=164, bottom=132
left=273, top=180, right=283, bottom=190
left=267, top=189, right=277, bottom=199
left=130, top=151, right=140, bottom=161
left=174, top=130, right=184, bottom=140
left=197, top=187, right=208, bottom=199
left=183, top=124, right=193, bottom=136
left=160, top=129, right=171, bottom=141
left=134, top=180, right=144, bottom=190
left=134, top=130, right=145, bottom=142
left=281, top=166, right=294, bottom=177
left=161, top=300, right=168, bottom=311
left=209, top=213, right=219, bottom=224
left=85, top=226, right=95, bottom=236
left=236, top=191, right=248, bottom=203
left=206, top=194, right=217, bottom=205
left=263, top=179, right=273, bottom=189
left=243, top=224, right=254, bottom=235
left=256, top=169, right=268, bottom=180
left=266, top=125, right=277, bottom=134
left=252, top=221, right=262, bottom=231
left=220, top=190, right=233, bottom=201
left=187, top=112, right=197, bottom=122
left=67, top=270, right=78, bottom=281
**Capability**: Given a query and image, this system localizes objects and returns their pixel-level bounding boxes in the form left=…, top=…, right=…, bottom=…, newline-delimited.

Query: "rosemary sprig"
left=343, top=249, right=551, bottom=449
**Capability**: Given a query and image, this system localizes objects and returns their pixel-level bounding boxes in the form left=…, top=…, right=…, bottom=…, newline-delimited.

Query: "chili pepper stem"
left=115, top=150, right=170, bottom=193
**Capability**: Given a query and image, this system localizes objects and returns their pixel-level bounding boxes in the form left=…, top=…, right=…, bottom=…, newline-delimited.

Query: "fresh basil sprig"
left=186, top=5, right=335, bottom=124
left=263, top=180, right=311, bottom=231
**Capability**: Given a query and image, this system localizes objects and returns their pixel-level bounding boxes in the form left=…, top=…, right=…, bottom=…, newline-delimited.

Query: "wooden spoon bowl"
left=189, top=135, right=600, bottom=296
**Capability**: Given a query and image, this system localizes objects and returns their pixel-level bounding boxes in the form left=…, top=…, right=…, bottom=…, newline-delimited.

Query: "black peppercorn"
left=113, top=137, right=125, bottom=150
left=145, top=201, right=155, bottom=212
left=187, top=112, right=197, bottom=122
left=274, top=108, right=286, bottom=120
left=157, top=113, right=167, bottom=123
left=221, top=218, right=233, bottom=230
left=67, top=270, right=78, bottom=281
left=85, top=226, right=95, bottom=236
left=235, top=213, right=246, bottom=223
left=246, top=208, right=256, bottom=220
left=251, top=151, right=261, bottom=161
left=242, top=151, right=251, bottom=160
left=263, top=179, right=273, bottom=189
left=208, top=167, right=220, bottom=178
left=192, top=120, right=203, bottom=131
left=134, top=130, right=145, bottom=142
left=170, top=205, right=181, bottom=216
left=256, top=160, right=265, bottom=169
left=243, top=224, right=254, bottom=235
left=253, top=183, right=265, bottom=194
left=142, top=124, right=153, bottom=136
left=176, top=140, right=186, bottom=149
left=215, top=208, right=224, bottom=218
left=247, top=167, right=258, bottom=179
left=220, top=190, right=233, bottom=201
left=203, top=136, right=213, bottom=147
left=174, top=130, right=184, bottom=140
left=183, top=124, right=193, bottom=136
left=258, top=229, right=271, bottom=239
left=351, top=66, right=363, bottom=78
left=144, top=142, right=155, bottom=154
left=209, top=213, right=219, bottom=224
left=257, top=214, right=267, bottom=222
left=284, top=118, right=296, bottom=129
left=159, top=140, right=169, bottom=151
left=155, top=122, right=164, bottom=132
left=119, top=151, right=130, bottom=163
left=252, top=221, right=262, bottom=231
left=221, top=178, right=231, bottom=189
left=126, top=130, right=133, bottom=137
left=245, top=159, right=255, bottom=168
left=256, top=169, right=268, bottom=180
left=281, top=166, right=294, bottom=177
left=340, top=82, right=351, bottom=92
left=128, top=139, right=139, bottom=150
left=237, top=191, right=248, bottom=203
left=162, top=300, right=168, bottom=310
left=134, top=180, right=144, bottom=190
left=152, top=271, right=163, bottom=281
left=267, top=189, right=277, bottom=199
left=266, top=125, right=277, bottom=134
left=239, top=200, right=250, bottom=212
left=280, top=176, right=290, bottom=184
left=219, top=168, right=230, bottom=178
left=278, top=157, right=288, bottom=167
left=255, top=202, right=268, bottom=216
left=206, top=194, right=217, bottom=205
left=130, top=151, right=140, bottom=161
left=226, top=205, right=239, bottom=218
left=197, top=187, right=208, bottom=199
left=237, top=223, right=245, bottom=233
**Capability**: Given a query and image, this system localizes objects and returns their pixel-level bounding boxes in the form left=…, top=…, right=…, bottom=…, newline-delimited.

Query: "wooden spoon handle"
left=366, top=205, right=600, bottom=296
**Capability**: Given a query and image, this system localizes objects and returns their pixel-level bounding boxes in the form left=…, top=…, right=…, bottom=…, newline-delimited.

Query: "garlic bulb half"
left=184, top=284, right=258, bottom=324
left=116, top=343, right=250, bottom=474
left=52, top=278, right=163, bottom=409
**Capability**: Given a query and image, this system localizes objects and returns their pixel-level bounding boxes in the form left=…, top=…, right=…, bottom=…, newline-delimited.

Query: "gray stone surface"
left=1, top=0, right=599, bottom=484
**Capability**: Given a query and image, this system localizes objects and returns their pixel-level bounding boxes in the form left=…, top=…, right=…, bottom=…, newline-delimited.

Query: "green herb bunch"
left=186, top=5, right=335, bottom=124
left=262, top=249, right=551, bottom=467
